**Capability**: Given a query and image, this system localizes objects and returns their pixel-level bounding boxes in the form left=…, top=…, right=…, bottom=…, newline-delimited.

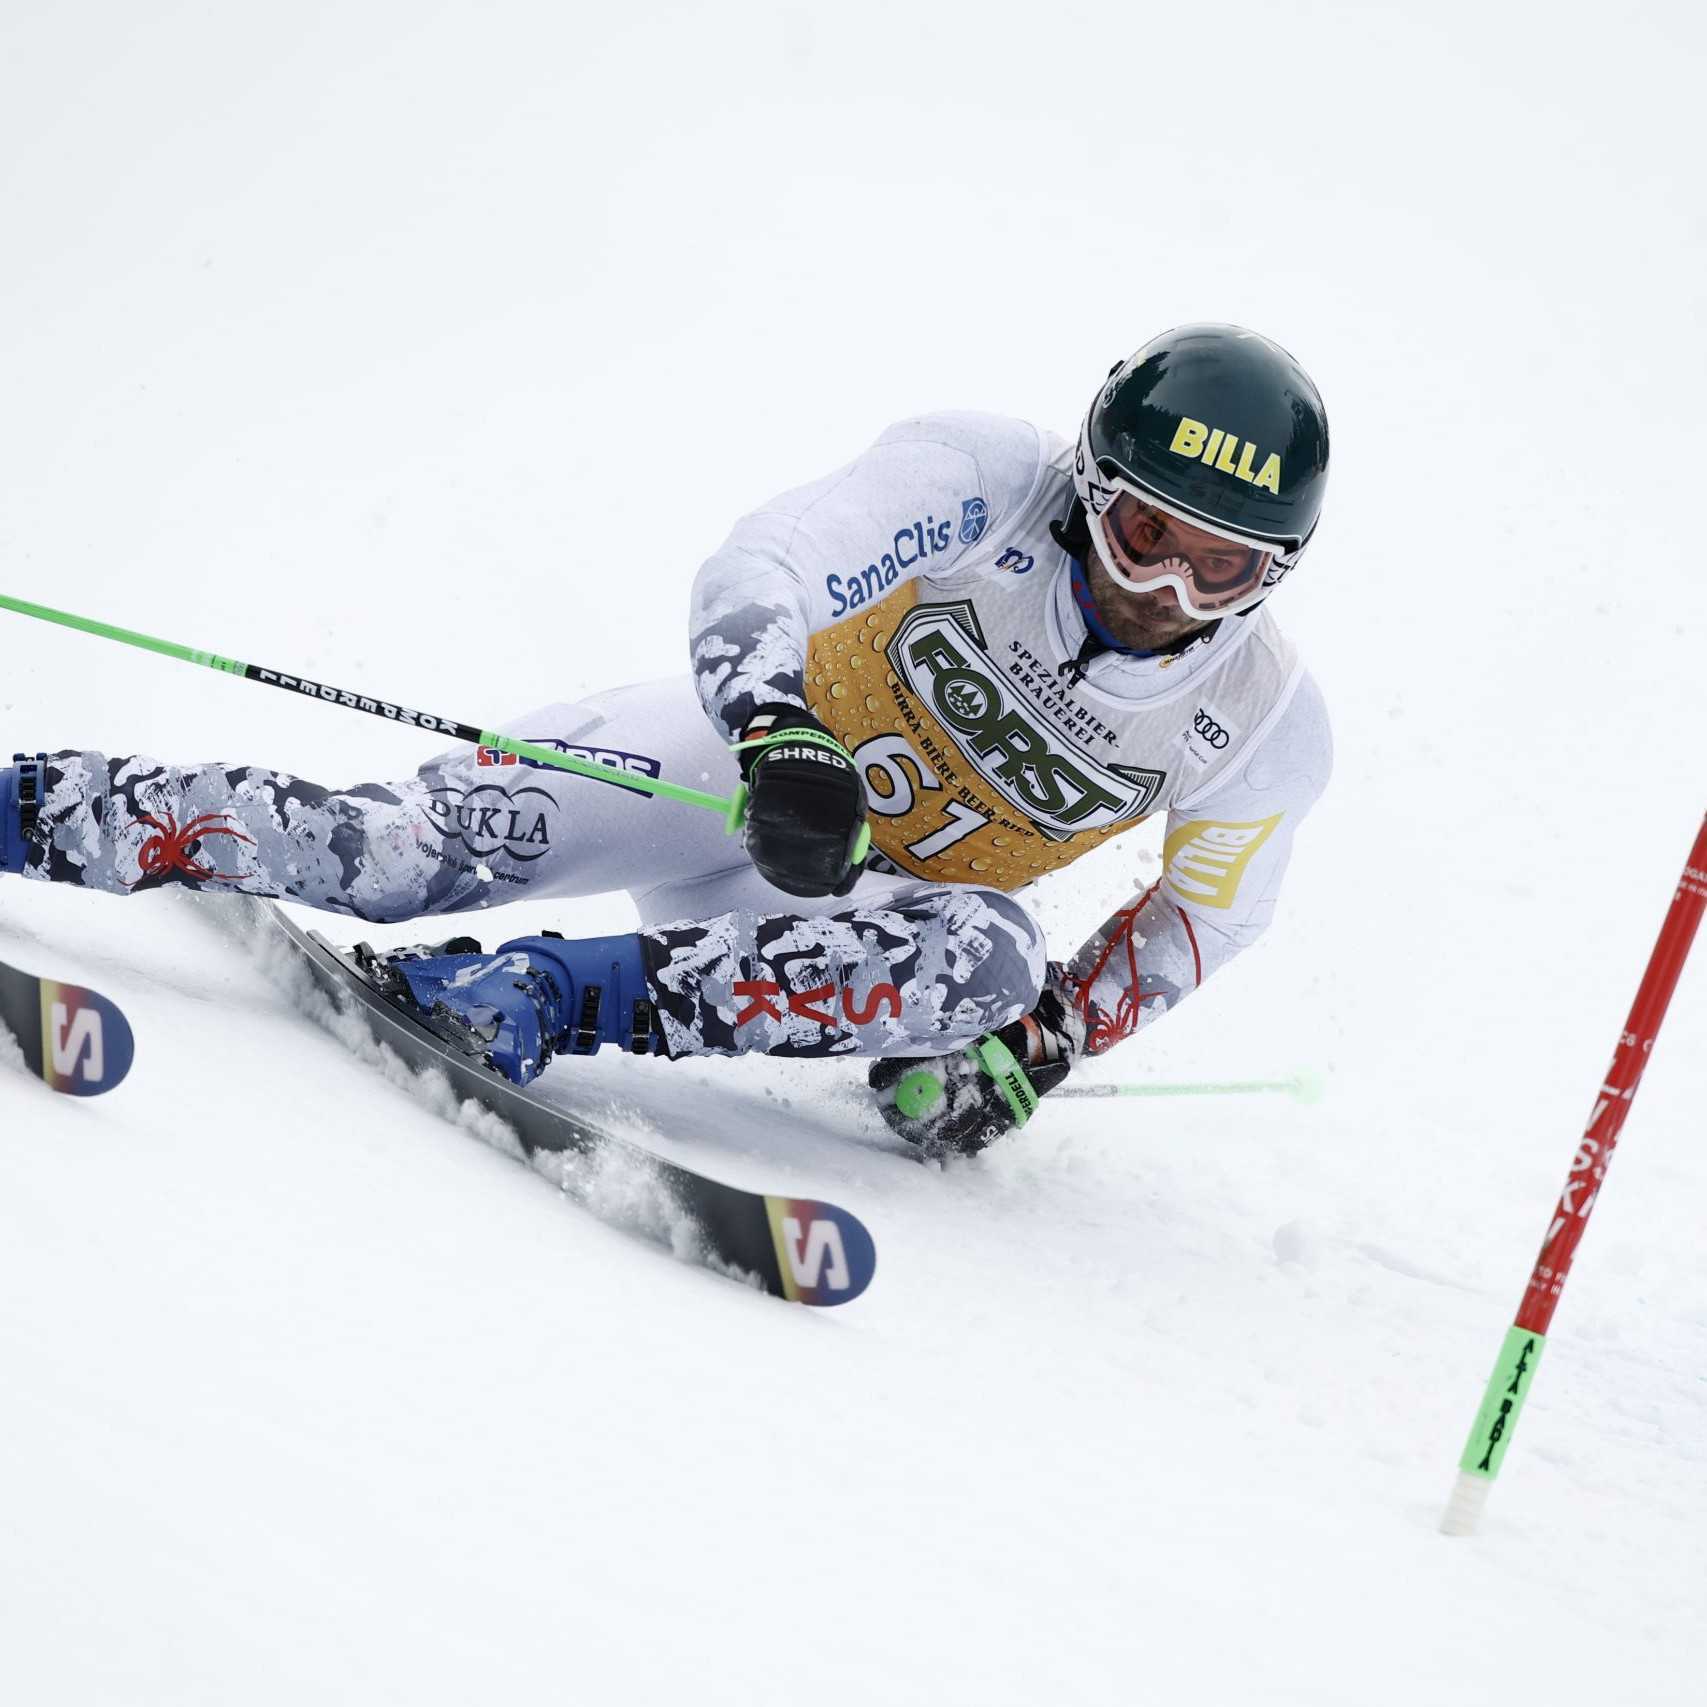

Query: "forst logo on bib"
left=886, top=600, right=1163, bottom=838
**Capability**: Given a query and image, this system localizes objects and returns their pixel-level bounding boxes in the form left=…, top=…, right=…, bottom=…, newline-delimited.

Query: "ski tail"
left=0, top=961, right=136, bottom=1096
left=765, top=1197, right=879, bottom=1306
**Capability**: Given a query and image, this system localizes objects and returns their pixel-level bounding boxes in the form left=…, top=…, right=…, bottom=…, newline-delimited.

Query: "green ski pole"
left=1056, top=1072, right=1324, bottom=1104
left=1, top=590, right=745, bottom=825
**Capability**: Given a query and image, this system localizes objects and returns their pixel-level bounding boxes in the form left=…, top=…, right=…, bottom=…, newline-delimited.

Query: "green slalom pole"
left=1057, top=1071, right=1324, bottom=1104
left=0, top=590, right=744, bottom=823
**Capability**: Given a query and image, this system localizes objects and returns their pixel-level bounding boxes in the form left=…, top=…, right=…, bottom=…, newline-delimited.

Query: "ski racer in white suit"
left=0, top=324, right=1331, bottom=1155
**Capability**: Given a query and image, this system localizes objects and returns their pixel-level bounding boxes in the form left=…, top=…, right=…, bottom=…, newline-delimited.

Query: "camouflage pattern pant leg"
left=641, top=884, right=1046, bottom=1059
left=15, top=677, right=1050, bottom=1060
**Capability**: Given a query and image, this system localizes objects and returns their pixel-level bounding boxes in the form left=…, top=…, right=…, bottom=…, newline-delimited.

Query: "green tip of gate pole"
left=1441, top=1324, right=1547, bottom=1535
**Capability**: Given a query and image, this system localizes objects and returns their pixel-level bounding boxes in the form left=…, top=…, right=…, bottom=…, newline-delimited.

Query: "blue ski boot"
left=360, top=931, right=662, bottom=1086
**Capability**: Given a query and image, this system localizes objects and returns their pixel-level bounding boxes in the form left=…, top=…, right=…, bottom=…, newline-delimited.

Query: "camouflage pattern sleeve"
left=16, top=748, right=561, bottom=921
left=1064, top=673, right=1331, bottom=1053
left=688, top=413, right=1046, bottom=739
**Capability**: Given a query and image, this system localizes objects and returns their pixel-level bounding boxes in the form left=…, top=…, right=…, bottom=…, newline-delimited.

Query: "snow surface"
left=3, top=4, right=1705, bottom=1703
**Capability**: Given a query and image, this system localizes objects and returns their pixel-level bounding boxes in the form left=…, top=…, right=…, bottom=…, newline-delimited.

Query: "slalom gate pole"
left=0, top=591, right=740, bottom=825
left=1440, top=812, right=1707, bottom=1536
left=1056, top=1072, right=1322, bottom=1104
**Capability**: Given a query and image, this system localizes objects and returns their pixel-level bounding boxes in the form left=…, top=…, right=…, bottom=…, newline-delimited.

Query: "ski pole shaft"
left=1442, top=812, right=1707, bottom=1535
left=1056, top=1072, right=1322, bottom=1103
left=0, top=591, right=738, bottom=820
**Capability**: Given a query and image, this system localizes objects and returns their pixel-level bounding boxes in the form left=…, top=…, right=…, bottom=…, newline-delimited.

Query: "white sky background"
left=1, top=3, right=1705, bottom=1704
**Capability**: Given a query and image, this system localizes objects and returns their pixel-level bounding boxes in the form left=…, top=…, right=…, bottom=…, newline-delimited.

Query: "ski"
left=0, top=955, right=135, bottom=1096
left=259, top=906, right=876, bottom=1306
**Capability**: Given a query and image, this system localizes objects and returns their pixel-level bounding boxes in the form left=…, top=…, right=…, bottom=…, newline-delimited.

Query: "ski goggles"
left=1074, top=434, right=1294, bottom=621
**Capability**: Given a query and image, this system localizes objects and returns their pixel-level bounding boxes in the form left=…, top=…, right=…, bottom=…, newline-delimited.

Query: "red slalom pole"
left=1441, top=812, right=1707, bottom=1535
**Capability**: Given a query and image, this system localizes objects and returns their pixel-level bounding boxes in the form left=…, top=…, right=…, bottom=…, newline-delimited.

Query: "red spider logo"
left=1064, top=879, right=1202, bottom=1056
left=1067, top=902, right=1146, bottom=1055
left=126, top=810, right=256, bottom=888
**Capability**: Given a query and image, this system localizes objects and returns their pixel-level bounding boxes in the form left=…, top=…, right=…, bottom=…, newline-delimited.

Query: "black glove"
left=869, top=973, right=1083, bottom=1157
left=735, top=704, right=869, bottom=898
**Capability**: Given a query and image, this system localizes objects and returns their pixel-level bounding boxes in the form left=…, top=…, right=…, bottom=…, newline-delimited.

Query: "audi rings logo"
left=1192, top=709, right=1230, bottom=749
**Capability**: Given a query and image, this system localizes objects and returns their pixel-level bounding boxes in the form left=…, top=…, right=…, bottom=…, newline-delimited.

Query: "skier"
left=0, top=323, right=1331, bottom=1155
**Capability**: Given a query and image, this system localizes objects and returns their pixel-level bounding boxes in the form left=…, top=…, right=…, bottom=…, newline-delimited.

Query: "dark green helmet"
left=1077, top=324, right=1329, bottom=553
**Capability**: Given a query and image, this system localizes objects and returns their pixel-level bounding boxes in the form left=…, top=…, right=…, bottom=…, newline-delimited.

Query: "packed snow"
left=2, top=3, right=1704, bottom=1703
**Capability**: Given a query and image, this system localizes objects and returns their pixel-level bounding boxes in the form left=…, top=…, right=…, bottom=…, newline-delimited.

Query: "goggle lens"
left=1096, top=491, right=1273, bottom=613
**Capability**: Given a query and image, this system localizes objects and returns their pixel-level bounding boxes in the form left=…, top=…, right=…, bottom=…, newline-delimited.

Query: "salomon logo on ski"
left=0, top=959, right=136, bottom=1097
